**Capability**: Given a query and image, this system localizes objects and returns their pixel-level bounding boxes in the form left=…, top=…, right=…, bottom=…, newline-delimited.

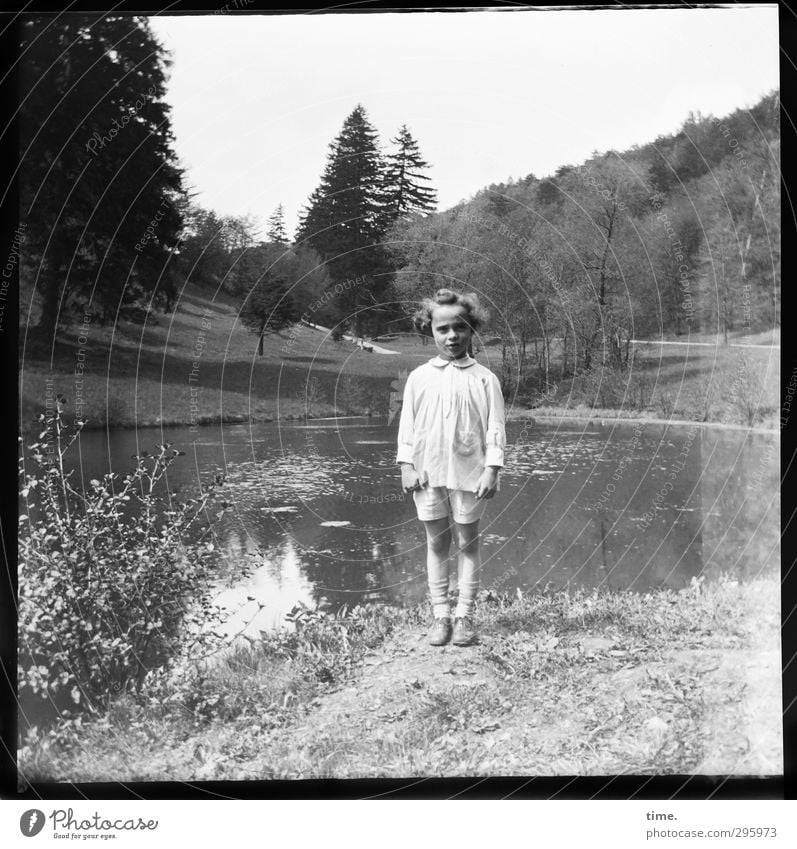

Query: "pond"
left=39, top=416, right=779, bottom=636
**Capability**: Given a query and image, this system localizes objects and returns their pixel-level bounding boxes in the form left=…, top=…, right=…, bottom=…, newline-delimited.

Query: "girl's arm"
left=396, top=373, right=424, bottom=491
left=476, top=373, right=506, bottom=499
left=396, top=372, right=417, bottom=466
left=396, top=372, right=415, bottom=465
left=484, top=372, right=506, bottom=469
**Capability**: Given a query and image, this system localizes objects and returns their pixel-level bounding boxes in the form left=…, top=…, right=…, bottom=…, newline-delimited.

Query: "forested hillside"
left=387, top=92, right=780, bottom=398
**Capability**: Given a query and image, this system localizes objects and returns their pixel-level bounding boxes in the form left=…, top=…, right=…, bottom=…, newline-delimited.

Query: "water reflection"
left=50, top=418, right=779, bottom=632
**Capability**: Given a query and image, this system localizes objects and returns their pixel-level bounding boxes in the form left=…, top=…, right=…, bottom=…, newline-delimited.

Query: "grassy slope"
left=20, top=285, right=780, bottom=429
left=20, top=285, right=432, bottom=428
left=532, top=342, right=780, bottom=429
left=19, top=573, right=781, bottom=781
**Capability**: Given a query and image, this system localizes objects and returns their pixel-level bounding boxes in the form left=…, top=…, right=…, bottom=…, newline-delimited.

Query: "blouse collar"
left=429, top=353, right=477, bottom=369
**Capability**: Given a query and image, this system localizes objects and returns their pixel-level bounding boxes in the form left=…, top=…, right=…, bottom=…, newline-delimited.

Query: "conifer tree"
left=267, top=203, right=289, bottom=244
left=294, top=104, right=388, bottom=334
left=382, top=125, right=438, bottom=222
left=19, top=16, right=184, bottom=343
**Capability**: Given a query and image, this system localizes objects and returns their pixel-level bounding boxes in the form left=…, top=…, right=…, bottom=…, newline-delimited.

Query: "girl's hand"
left=401, top=464, right=424, bottom=493
left=475, top=467, right=499, bottom=499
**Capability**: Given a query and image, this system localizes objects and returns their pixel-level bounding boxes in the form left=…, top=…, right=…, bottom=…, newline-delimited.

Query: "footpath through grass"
left=19, top=572, right=781, bottom=783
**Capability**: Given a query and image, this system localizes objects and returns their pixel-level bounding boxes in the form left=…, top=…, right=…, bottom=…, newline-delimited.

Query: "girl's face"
left=431, top=303, right=473, bottom=360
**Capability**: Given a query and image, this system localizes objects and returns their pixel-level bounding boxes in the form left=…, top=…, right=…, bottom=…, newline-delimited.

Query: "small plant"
left=695, top=377, right=715, bottom=422
left=297, top=376, right=326, bottom=417
left=531, top=380, right=559, bottom=408
left=18, top=395, right=232, bottom=721
left=729, top=352, right=764, bottom=427
left=657, top=391, right=676, bottom=419
left=336, top=374, right=368, bottom=414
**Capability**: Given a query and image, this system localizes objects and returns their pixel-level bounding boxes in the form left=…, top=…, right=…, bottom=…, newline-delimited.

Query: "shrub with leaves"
left=18, top=396, right=231, bottom=718
left=336, top=374, right=368, bottom=414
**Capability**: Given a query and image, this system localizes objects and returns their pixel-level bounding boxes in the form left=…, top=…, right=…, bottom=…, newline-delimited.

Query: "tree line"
left=386, top=93, right=779, bottom=395
left=18, top=15, right=437, bottom=354
left=19, top=15, right=778, bottom=389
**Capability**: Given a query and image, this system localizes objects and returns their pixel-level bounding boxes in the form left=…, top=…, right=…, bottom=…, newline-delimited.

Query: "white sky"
left=148, top=6, right=779, bottom=239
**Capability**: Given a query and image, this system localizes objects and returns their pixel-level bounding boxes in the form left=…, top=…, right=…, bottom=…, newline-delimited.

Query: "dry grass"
left=18, top=573, right=781, bottom=783
left=20, top=286, right=779, bottom=430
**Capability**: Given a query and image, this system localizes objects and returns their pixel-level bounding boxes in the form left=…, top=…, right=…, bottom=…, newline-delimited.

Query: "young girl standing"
left=396, top=288, right=506, bottom=646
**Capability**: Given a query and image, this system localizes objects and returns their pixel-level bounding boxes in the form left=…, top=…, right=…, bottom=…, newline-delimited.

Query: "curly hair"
left=412, top=288, right=490, bottom=336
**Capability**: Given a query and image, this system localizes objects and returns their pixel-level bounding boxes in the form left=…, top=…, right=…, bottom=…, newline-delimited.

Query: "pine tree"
left=267, top=203, right=289, bottom=244
left=294, top=104, right=389, bottom=334
left=19, top=16, right=184, bottom=344
left=382, top=125, right=437, bottom=223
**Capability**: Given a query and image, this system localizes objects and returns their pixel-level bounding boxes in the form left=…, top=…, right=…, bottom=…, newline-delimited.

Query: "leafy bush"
left=18, top=396, right=231, bottom=719
left=336, top=374, right=368, bottom=414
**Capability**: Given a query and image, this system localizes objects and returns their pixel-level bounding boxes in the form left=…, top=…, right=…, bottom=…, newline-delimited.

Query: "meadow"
left=20, top=283, right=780, bottom=431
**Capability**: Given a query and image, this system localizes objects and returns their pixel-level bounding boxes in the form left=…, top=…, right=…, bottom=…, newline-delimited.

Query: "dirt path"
left=26, top=579, right=781, bottom=783
left=225, top=618, right=782, bottom=780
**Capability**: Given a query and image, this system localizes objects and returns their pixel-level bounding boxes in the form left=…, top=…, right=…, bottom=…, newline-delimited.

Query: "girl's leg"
left=422, top=517, right=452, bottom=618
left=451, top=519, right=481, bottom=619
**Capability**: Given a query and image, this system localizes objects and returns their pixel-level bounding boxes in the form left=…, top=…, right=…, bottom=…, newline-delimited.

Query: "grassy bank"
left=20, top=285, right=779, bottom=431
left=18, top=572, right=781, bottom=782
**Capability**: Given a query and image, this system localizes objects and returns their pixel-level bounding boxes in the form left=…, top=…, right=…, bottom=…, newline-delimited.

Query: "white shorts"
left=412, top=486, right=486, bottom=524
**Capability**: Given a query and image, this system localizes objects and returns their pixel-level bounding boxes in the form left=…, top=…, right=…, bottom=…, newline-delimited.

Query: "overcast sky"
left=147, top=6, right=779, bottom=239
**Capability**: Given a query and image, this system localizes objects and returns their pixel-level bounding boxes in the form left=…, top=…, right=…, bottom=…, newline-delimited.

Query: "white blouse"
left=395, top=353, right=506, bottom=491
